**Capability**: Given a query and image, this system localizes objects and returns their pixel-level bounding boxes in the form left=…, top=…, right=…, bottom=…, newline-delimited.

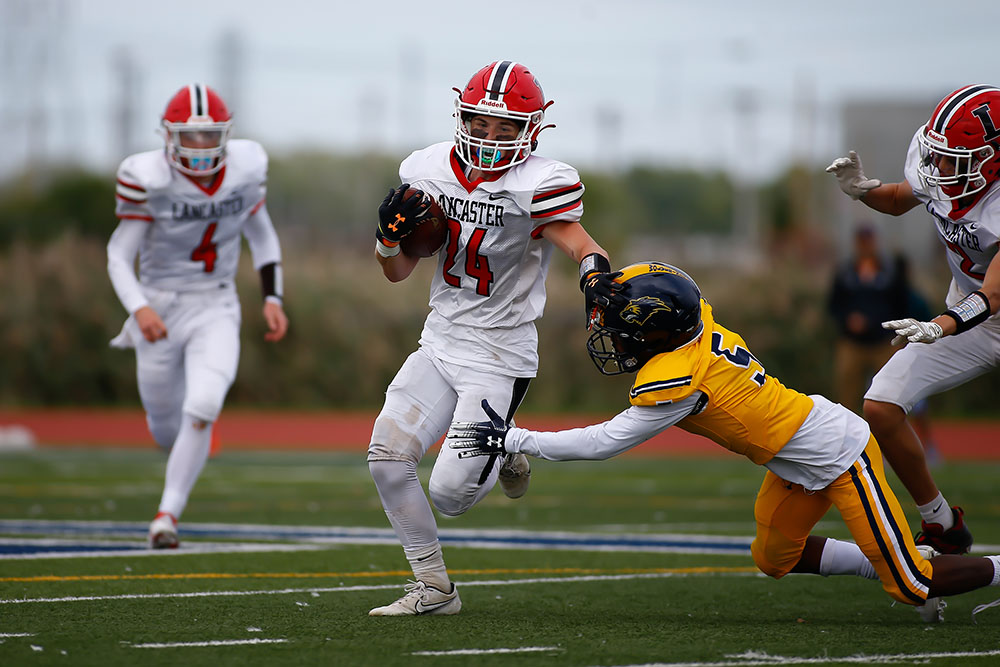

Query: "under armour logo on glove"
left=446, top=399, right=509, bottom=456
left=377, top=184, right=429, bottom=244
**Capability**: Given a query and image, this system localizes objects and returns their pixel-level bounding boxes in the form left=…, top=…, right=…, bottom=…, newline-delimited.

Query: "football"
left=399, top=188, right=448, bottom=258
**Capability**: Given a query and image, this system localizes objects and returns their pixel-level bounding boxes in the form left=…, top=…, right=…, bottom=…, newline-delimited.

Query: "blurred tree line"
left=2, top=153, right=997, bottom=417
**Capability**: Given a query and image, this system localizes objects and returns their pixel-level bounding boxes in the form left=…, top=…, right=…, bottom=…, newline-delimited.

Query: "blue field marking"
left=0, top=519, right=754, bottom=558
left=0, top=536, right=328, bottom=560
left=0, top=542, right=145, bottom=555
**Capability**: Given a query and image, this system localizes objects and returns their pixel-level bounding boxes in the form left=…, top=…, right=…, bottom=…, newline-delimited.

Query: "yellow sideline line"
left=1, top=565, right=757, bottom=584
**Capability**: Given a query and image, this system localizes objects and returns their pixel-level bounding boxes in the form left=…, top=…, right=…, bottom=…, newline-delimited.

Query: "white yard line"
left=130, top=638, right=288, bottom=649
left=412, top=646, right=561, bottom=656
left=0, top=571, right=762, bottom=605
left=0, top=632, right=35, bottom=637
left=605, top=648, right=1000, bottom=667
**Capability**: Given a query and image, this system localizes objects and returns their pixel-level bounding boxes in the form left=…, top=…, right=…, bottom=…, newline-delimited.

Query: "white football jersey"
left=903, top=127, right=1000, bottom=300
left=401, top=142, right=585, bottom=376
left=114, top=139, right=268, bottom=292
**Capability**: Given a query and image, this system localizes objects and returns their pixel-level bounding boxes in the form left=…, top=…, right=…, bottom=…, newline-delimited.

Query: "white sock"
left=406, top=543, right=451, bottom=591
left=917, top=493, right=954, bottom=530
left=158, top=414, right=212, bottom=519
left=987, top=556, right=1000, bottom=586
left=819, top=538, right=878, bottom=580
left=369, top=460, right=450, bottom=590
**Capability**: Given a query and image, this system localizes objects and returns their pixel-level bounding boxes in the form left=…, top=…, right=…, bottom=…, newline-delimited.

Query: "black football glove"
left=583, top=270, right=625, bottom=324
left=447, top=399, right=509, bottom=456
left=376, top=183, right=430, bottom=245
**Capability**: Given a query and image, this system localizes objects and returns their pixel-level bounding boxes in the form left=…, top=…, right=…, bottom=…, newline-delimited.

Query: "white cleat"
left=368, top=580, right=461, bottom=616
left=148, top=511, right=179, bottom=549
left=498, top=452, right=531, bottom=499
left=915, top=544, right=945, bottom=623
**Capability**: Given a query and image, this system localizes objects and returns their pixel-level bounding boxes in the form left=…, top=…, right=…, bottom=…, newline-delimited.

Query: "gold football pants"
left=751, top=436, right=933, bottom=605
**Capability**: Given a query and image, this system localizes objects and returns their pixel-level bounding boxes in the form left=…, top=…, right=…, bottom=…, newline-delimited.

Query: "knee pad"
left=427, top=484, right=471, bottom=517
left=368, top=414, right=424, bottom=465
left=751, top=539, right=793, bottom=579
left=427, top=448, right=499, bottom=517
left=181, top=369, right=231, bottom=423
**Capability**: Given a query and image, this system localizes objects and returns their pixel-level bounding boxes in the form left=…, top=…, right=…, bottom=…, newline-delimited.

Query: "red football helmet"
left=453, top=61, right=554, bottom=171
left=161, top=83, right=232, bottom=176
left=917, top=84, right=1000, bottom=205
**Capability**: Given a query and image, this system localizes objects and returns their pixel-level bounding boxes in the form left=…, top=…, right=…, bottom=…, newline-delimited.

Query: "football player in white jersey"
left=107, top=83, right=288, bottom=549
left=827, top=84, right=1000, bottom=555
left=367, top=61, right=615, bottom=615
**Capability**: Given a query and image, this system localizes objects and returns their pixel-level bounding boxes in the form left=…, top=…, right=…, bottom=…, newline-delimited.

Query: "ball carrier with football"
left=368, top=60, right=614, bottom=616
left=376, top=186, right=448, bottom=259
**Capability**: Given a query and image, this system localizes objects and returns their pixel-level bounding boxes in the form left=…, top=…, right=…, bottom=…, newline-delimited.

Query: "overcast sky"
left=3, top=0, right=1000, bottom=180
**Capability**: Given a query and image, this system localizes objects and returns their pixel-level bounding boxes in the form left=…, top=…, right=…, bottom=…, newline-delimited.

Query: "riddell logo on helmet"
left=477, top=99, right=508, bottom=110
left=926, top=128, right=947, bottom=145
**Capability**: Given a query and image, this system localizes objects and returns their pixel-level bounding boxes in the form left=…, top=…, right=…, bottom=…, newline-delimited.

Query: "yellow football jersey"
left=629, top=301, right=814, bottom=464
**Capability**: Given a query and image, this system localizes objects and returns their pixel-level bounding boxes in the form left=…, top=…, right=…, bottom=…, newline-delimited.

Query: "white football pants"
left=369, top=347, right=530, bottom=520
left=130, top=287, right=241, bottom=448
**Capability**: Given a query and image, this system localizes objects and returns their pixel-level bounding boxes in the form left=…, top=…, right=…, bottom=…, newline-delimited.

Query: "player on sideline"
left=367, top=60, right=614, bottom=616
left=448, top=262, right=1000, bottom=623
left=826, top=84, right=1000, bottom=555
left=107, top=83, right=288, bottom=549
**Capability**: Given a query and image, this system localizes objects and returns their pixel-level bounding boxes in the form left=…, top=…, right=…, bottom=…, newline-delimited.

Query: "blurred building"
left=831, top=98, right=939, bottom=266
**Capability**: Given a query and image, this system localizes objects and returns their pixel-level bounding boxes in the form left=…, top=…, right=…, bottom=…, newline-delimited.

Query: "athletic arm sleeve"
left=505, top=393, right=703, bottom=461
left=242, top=203, right=282, bottom=269
left=106, top=218, right=149, bottom=314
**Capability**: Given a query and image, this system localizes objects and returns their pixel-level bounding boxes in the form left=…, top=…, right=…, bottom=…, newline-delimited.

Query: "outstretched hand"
left=447, top=399, right=509, bottom=456
left=825, top=150, right=882, bottom=200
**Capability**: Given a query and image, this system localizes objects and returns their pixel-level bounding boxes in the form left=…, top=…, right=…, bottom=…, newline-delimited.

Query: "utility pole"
left=111, top=47, right=140, bottom=161
left=217, top=29, right=245, bottom=129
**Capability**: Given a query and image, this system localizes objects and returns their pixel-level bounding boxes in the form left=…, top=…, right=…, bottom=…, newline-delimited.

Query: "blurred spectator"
left=827, top=223, right=910, bottom=413
left=826, top=223, right=940, bottom=463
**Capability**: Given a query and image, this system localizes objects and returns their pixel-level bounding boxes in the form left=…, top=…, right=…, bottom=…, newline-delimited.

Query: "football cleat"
left=915, top=506, right=973, bottom=555
left=498, top=452, right=531, bottom=499
left=148, top=511, right=179, bottom=549
left=368, top=580, right=461, bottom=617
left=915, top=545, right=945, bottom=623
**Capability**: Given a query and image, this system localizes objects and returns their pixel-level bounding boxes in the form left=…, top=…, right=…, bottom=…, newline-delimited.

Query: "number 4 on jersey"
left=191, top=222, right=218, bottom=273
left=442, top=219, right=495, bottom=296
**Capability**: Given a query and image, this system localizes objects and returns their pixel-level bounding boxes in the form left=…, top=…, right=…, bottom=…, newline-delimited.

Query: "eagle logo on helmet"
left=620, top=296, right=673, bottom=326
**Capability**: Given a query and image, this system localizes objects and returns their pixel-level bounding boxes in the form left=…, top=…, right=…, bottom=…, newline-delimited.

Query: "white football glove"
left=825, top=150, right=882, bottom=200
left=882, top=318, right=944, bottom=345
